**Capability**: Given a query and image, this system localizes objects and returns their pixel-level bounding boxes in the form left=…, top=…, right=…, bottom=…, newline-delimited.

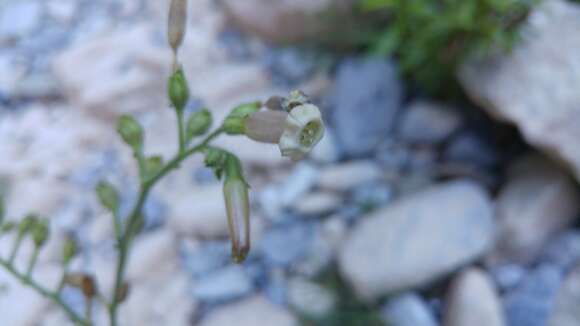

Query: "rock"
left=351, top=182, right=393, bottom=211
left=444, top=268, right=505, bottom=326
left=338, top=180, right=494, bottom=299
left=46, top=0, right=78, bottom=23
left=459, top=0, right=580, bottom=182
left=318, top=160, right=383, bottom=192
left=0, top=1, right=42, bottom=41
left=200, top=295, right=297, bottom=326
left=260, top=223, right=313, bottom=267
left=220, top=0, right=359, bottom=45
left=191, top=265, right=254, bottom=302
left=504, top=264, right=563, bottom=326
left=549, top=264, right=580, bottom=326
left=397, top=101, right=462, bottom=145
left=542, top=231, right=580, bottom=272
left=330, top=58, right=402, bottom=157
left=287, top=277, right=335, bottom=317
left=183, top=241, right=231, bottom=277
left=293, top=191, right=341, bottom=216
left=443, top=131, right=499, bottom=168
left=168, top=185, right=229, bottom=238
left=265, top=48, right=316, bottom=86
left=127, top=230, right=178, bottom=281
left=489, top=264, right=527, bottom=292
left=488, top=155, right=580, bottom=264
left=381, top=292, right=438, bottom=326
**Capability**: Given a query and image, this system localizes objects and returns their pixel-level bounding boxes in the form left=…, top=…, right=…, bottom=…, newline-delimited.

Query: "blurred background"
left=0, top=0, right=580, bottom=325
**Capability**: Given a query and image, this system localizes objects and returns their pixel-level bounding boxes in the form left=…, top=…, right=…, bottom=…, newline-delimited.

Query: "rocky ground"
left=1, top=0, right=580, bottom=325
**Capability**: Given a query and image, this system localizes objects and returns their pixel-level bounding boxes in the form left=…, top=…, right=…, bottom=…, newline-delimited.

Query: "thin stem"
left=176, top=109, right=186, bottom=152
left=108, top=128, right=222, bottom=326
left=85, top=297, right=93, bottom=324
left=9, top=234, right=23, bottom=263
left=26, top=247, right=40, bottom=276
left=0, top=258, right=89, bottom=326
left=57, top=264, right=69, bottom=294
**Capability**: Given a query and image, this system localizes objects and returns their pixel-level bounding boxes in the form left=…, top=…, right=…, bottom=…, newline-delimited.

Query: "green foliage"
left=298, top=267, right=384, bottom=326
left=360, top=0, right=535, bottom=94
left=95, top=181, right=120, bottom=215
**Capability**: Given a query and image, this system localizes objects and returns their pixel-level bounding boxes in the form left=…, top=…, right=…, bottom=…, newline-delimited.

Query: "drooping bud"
left=65, top=273, right=97, bottom=298
left=222, top=154, right=250, bottom=263
left=186, top=108, right=212, bottom=141
left=32, top=218, right=49, bottom=248
left=62, top=235, right=78, bottom=266
left=168, top=68, right=189, bottom=111
left=222, top=102, right=261, bottom=135
left=117, top=115, right=144, bottom=151
left=167, top=0, right=188, bottom=53
left=244, top=110, right=288, bottom=144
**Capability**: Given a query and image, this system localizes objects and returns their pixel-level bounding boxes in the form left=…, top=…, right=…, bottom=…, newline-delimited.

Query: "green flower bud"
left=168, top=68, right=189, bottom=111
left=117, top=115, right=144, bottom=151
left=96, top=181, right=120, bottom=214
left=18, top=214, right=37, bottom=238
left=222, top=154, right=250, bottom=263
left=186, top=109, right=212, bottom=141
left=167, top=0, right=188, bottom=53
left=32, top=218, right=49, bottom=248
left=62, top=235, right=78, bottom=266
left=222, top=102, right=261, bottom=135
left=204, top=147, right=228, bottom=179
left=144, top=156, right=164, bottom=180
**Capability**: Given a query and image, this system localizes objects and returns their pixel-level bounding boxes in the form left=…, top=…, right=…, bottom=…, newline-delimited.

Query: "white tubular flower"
left=167, top=0, right=188, bottom=53
left=279, top=104, right=325, bottom=161
left=244, top=102, right=324, bottom=161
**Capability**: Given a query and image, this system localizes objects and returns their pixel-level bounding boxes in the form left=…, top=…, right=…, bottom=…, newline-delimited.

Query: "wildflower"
left=222, top=154, right=250, bottom=263
left=167, top=0, right=188, bottom=54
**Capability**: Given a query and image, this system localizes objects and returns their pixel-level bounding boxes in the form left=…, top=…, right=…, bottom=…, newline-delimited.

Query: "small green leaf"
left=186, top=109, right=212, bottom=142
left=144, top=156, right=164, bottom=179
left=96, top=181, right=120, bottom=214
left=117, top=115, right=144, bottom=152
left=18, top=214, right=38, bottom=238
left=204, top=148, right=228, bottom=179
left=32, top=218, right=49, bottom=248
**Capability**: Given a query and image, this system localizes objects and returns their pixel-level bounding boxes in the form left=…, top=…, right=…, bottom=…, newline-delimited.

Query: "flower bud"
left=222, top=155, right=250, bottom=263
left=32, top=218, right=49, bottom=248
left=168, top=68, right=189, bottom=111
left=63, top=235, right=78, bottom=266
left=96, top=181, right=120, bottom=214
left=117, top=115, right=144, bottom=151
left=18, top=214, right=37, bottom=238
left=222, top=102, right=261, bottom=135
left=204, top=147, right=228, bottom=179
left=0, top=221, right=15, bottom=234
left=65, top=273, right=97, bottom=298
left=279, top=104, right=325, bottom=161
left=244, top=110, right=288, bottom=144
left=116, top=281, right=130, bottom=303
left=167, top=0, right=188, bottom=53
left=186, top=109, right=212, bottom=141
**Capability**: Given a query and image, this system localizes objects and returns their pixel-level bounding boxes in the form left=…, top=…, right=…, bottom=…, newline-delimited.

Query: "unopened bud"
left=116, top=282, right=130, bottom=303
left=63, top=235, right=78, bottom=265
left=32, top=218, right=49, bottom=248
left=117, top=115, right=144, bottom=151
left=167, top=0, right=188, bottom=53
left=65, top=273, right=97, bottom=298
left=96, top=181, right=120, bottom=214
left=18, top=214, right=37, bottom=238
left=186, top=109, right=212, bottom=141
left=168, top=68, right=189, bottom=111
left=222, top=102, right=261, bottom=135
left=222, top=155, right=250, bottom=263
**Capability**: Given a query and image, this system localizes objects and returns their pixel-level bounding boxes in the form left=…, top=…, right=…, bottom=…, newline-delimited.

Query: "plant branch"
left=0, top=258, right=89, bottom=326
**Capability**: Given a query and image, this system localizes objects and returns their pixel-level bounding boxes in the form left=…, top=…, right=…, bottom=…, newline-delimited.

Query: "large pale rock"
left=488, top=155, right=580, bottom=264
left=338, top=180, right=494, bottom=299
left=444, top=268, right=505, bottom=326
left=200, top=296, right=298, bottom=326
left=381, top=293, right=437, bottom=326
left=459, top=0, right=580, bottom=182
left=549, top=264, right=580, bottom=326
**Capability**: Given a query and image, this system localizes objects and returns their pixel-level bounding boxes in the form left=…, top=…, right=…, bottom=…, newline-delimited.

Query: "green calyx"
left=186, top=108, right=212, bottom=141
left=222, top=102, right=261, bottom=135
left=117, top=115, right=144, bottom=151
left=168, top=68, right=190, bottom=111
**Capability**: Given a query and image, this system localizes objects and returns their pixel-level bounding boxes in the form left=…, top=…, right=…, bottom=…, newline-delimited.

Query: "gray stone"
left=0, top=1, right=42, bottom=41
left=260, top=223, right=313, bottom=267
left=265, top=48, right=315, bottom=86
left=351, top=182, right=393, bottom=211
left=338, top=180, right=494, bottom=299
left=330, top=58, right=402, bottom=157
left=490, top=264, right=527, bottom=292
left=318, top=160, right=383, bottom=192
left=200, top=296, right=297, bottom=326
left=488, top=155, right=580, bottom=264
left=183, top=241, right=230, bottom=277
left=542, top=231, right=580, bottom=272
left=382, top=293, right=438, bottom=326
left=504, top=264, right=563, bottom=326
left=191, top=265, right=254, bottom=302
left=444, top=268, right=505, bottom=326
left=287, top=277, right=335, bottom=318
left=293, top=191, right=341, bottom=216
left=443, top=131, right=499, bottom=168
left=549, top=264, right=580, bottom=326
left=397, top=101, right=461, bottom=145
left=459, top=0, right=580, bottom=182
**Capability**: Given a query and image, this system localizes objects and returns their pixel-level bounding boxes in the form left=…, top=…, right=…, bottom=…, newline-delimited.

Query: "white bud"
left=168, top=0, right=188, bottom=53
left=244, top=110, right=288, bottom=144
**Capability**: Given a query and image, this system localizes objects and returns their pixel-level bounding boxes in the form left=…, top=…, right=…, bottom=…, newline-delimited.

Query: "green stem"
left=26, top=247, right=40, bottom=276
left=9, top=234, right=24, bottom=263
left=176, top=109, right=186, bottom=152
left=0, top=258, right=89, bottom=326
left=108, top=128, right=222, bottom=326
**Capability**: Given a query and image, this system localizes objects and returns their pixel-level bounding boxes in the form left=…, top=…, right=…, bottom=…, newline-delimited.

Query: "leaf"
left=95, top=181, right=120, bottom=214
